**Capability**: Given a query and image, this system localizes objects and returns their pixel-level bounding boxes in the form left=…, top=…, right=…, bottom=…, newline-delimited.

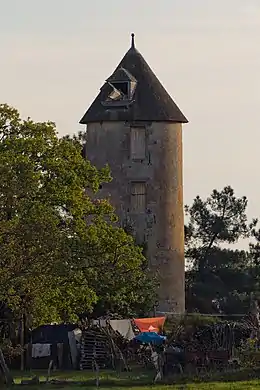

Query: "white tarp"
left=109, top=319, right=135, bottom=340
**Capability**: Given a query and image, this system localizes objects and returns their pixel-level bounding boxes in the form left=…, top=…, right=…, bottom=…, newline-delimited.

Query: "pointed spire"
left=131, top=33, right=135, bottom=49
left=80, top=34, right=188, bottom=124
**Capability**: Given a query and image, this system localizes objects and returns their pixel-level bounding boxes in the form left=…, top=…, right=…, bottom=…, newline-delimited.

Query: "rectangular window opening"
left=131, top=182, right=146, bottom=213
left=130, top=127, right=146, bottom=160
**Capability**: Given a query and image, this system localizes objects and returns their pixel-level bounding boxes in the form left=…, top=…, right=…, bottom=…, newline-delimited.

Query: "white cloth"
left=73, top=328, right=82, bottom=343
left=151, top=351, right=159, bottom=370
left=68, top=332, right=78, bottom=369
left=92, top=319, right=106, bottom=327
left=32, top=343, right=51, bottom=358
left=109, top=319, right=135, bottom=340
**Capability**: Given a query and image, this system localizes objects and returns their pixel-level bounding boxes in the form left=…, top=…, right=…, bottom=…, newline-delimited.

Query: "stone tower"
left=80, top=34, right=188, bottom=314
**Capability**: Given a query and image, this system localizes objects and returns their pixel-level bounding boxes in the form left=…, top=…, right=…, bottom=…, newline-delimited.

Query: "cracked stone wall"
left=85, top=121, right=185, bottom=314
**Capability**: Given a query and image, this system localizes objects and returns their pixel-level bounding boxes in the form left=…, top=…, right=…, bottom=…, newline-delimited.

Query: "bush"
left=1, top=339, right=22, bottom=363
left=166, top=313, right=219, bottom=343
left=238, top=338, right=260, bottom=368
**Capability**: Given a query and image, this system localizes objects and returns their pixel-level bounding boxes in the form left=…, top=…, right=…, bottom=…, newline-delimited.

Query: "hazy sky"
left=1, top=0, right=260, bottom=225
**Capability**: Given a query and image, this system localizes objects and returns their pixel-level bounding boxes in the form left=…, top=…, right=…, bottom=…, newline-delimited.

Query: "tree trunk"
left=0, top=347, right=14, bottom=386
left=20, top=315, right=25, bottom=371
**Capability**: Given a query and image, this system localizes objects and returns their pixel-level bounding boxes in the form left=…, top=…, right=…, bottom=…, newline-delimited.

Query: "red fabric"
left=134, top=317, right=165, bottom=333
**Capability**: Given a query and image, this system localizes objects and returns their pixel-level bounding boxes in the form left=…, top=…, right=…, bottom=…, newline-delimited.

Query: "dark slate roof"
left=107, top=67, right=137, bottom=83
left=80, top=35, right=188, bottom=124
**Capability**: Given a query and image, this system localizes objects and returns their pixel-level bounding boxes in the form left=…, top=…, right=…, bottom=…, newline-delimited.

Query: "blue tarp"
left=134, top=332, right=166, bottom=345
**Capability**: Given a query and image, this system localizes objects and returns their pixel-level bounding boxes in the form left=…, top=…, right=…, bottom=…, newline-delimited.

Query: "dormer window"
left=102, top=67, right=137, bottom=107
left=108, top=81, right=129, bottom=101
left=112, top=82, right=128, bottom=97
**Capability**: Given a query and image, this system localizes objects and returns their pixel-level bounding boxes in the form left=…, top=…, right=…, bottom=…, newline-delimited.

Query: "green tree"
left=247, top=225, right=260, bottom=302
left=0, top=104, right=156, bottom=327
left=185, top=186, right=258, bottom=314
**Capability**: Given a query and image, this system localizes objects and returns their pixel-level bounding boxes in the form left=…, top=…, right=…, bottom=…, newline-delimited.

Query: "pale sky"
left=1, top=0, right=260, bottom=226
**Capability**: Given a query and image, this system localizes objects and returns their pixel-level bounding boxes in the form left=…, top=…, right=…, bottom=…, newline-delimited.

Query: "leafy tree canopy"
left=0, top=104, right=156, bottom=326
left=185, top=186, right=259, bottom=315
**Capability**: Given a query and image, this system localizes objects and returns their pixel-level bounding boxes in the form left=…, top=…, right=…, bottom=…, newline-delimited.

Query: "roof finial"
left=131, top=33, right=135, bottom=49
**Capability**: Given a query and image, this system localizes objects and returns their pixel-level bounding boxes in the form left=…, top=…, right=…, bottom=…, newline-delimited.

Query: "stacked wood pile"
left=80, top=326, right=109, bottom=370
left=80, top=324, right=129, bottom=371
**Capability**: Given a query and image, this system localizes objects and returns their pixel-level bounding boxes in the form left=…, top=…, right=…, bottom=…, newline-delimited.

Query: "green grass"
left=12, top=368, right=152, bottom=384
left=10, top=382, right=260, bottom=389
left=10, top=369, right=260, bottom=390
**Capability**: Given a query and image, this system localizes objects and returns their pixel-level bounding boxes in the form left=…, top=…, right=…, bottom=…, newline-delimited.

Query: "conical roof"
left=80, top=35, right=188, bottom=124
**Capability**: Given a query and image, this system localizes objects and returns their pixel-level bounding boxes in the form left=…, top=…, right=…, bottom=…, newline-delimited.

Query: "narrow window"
left=131, top=182, right=146, bottom=213
left=130, top=127, right=146, bottom=160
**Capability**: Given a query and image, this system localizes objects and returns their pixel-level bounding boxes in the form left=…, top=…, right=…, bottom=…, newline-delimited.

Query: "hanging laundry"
left=109, top=319, right=135, bottom=340
left=134, top=317, right=165, bottom=333
left=92, top=319, right=107, bottom=327
left=32, top=343, right=51, bottom=358
left=151, top=350, right=159, bottom=370
left=99, top=319, right=107, bottom=327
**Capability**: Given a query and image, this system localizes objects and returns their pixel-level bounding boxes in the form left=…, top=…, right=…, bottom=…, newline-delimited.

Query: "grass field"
left=11, top=381, right=260, bottom=389
left=11, top=369, right=260, bottom=389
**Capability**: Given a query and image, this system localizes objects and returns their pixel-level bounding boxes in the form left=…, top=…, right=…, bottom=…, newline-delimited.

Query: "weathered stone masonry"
left=80, top=34, right=188, bottom=314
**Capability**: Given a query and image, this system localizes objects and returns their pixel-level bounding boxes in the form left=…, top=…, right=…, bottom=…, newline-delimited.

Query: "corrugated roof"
left=80, top=35, right=188, bottom=124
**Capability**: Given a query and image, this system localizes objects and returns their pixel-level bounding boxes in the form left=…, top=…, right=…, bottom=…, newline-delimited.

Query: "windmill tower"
left=80, top=34, right=188, bottom=314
